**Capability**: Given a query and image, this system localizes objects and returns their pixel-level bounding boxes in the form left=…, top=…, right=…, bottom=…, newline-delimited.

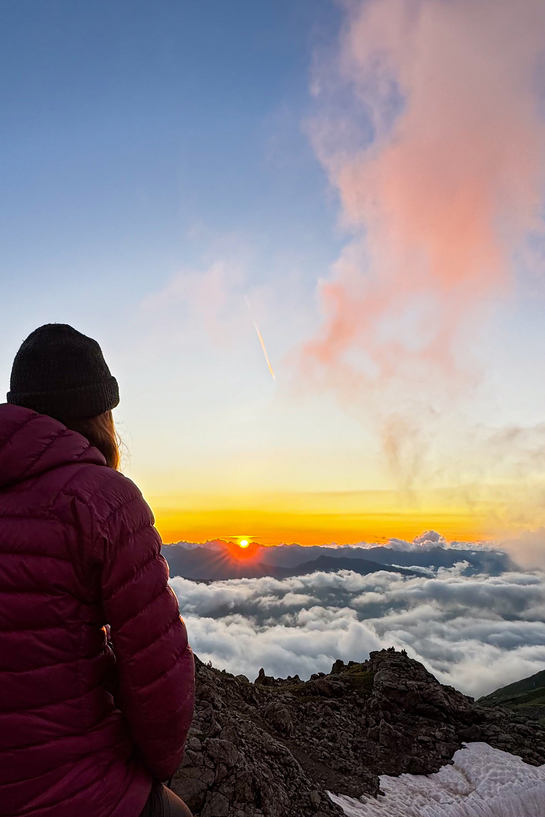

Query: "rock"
left=187, top=736, right=202, bottom=752
left=255, top=668, right=277, bottom=687
left=262, top=700, right=293, bottom=735
left=314, top=678, right=333, bottom=697
left=201, top=791, right=230, bottom=817
left=459, top=724, right=481, bottom=741
left=206, top=738, right=238, bottom=767
left=178, top=649, right=545, bottom=816
left=172, top=773, right=209, bottom=812
left=176, top=767, right=215, bottom=789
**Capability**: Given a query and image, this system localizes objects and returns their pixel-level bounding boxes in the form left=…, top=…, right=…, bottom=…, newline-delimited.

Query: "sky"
left=2, top=0, right=545, bottom=547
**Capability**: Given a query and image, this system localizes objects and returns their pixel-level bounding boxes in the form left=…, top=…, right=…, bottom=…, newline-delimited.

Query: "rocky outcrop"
left=171, top=649, right=545, bottom=817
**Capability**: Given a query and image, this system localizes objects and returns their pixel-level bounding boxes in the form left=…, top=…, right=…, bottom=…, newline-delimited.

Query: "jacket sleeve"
left=98, top=478, right=194, bottom=781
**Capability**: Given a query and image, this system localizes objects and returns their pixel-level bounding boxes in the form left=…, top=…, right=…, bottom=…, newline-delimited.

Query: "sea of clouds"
left=170, top=562, right=545, bottom=698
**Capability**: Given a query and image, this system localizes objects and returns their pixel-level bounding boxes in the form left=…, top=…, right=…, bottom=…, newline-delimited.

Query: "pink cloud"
left=302, top=0, right=545, bottom=399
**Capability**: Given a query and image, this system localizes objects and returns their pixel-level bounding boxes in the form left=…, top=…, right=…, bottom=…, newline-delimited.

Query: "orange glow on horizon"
left=224, top=539, right=260, bottom=561
left=144, top=477, right=545, bottom=547
left=152, top=501, right=489, bottom=547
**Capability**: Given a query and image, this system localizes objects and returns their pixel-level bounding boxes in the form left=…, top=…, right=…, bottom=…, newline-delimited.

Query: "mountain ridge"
left=163, top=548, right=418, bottom=582
left=479, top=668, right=545, bottom=725
left=170, top=648, right=545, bottom=816
left=163, top=539, right=515, bottom=581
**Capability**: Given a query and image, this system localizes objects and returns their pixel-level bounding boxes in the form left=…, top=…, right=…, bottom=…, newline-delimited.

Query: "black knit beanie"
left=7, top=324, right=119, bottom=423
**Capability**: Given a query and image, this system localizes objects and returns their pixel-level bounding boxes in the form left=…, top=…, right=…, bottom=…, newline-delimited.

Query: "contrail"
left=253, top=322, right=276, bottom=381
left=245, top=297, right=276, bottom=381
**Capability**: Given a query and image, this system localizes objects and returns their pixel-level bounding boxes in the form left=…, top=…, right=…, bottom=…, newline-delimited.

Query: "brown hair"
left=66, top=410, right=121, bottom=470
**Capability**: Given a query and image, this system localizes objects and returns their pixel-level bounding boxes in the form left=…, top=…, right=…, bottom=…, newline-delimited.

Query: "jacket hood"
left=0, top=403, right=106, bottom=490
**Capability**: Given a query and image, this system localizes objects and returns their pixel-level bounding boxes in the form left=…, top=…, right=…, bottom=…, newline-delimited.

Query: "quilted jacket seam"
left=0, top=413, right=36, bottom=454
left=0, top=678, right=106, bottom=714
left=116, top=585, right=165, bottom=630
left=40, top=468, right=118, bottom=534
left=48, top=466, right=117, bottom=517
left=102, top=492, right=144, bottom=527
left=73, top=470, right=122, bottom=506
left=0, top=513, right=82, bottom=544
left=0, top=458, right=92, bottom=498
left=1, top=654, right=97, bottom=676
left=134, top=679, right=193, bottom=724
left=53, top=458, right=100, bottom=498
left=1, top=622, right=74, bottom=633
left=133, top=643, right=188, bottom=696
left=0, top=549, right=74, bottom=564
left=105, top=521, right=159, bottom=567
left=18, top=428, right=70, bottom=480
left=7, top=707, right=116, bottom=751
left=103, top=552, right=157, bottom=604
left=59, top=480, right=144, bottom=542
left=125, top=614, right=180, bottom=664
left=0, top=753, right=114, bottom=788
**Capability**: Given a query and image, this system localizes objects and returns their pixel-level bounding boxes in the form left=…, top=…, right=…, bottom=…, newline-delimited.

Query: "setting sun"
left=239, top=539, right=249, bottom=548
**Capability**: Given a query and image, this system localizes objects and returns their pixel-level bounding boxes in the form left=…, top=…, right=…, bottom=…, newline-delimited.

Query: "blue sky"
left=0, top=0, right=341, bottom=313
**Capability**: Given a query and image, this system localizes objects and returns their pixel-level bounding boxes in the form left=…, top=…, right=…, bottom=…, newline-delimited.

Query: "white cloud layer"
left=170, top=566, right=545, bottom=697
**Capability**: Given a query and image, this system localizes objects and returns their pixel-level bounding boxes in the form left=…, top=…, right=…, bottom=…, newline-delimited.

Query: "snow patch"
left=328, top=743, right=545, bottom=817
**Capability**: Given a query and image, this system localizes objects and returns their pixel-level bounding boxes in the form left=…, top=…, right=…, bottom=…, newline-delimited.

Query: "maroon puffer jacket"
left=0, top=403, right=194, bottom=817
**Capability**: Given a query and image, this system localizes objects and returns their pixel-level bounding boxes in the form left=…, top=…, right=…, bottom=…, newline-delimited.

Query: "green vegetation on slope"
left=279, top=665, right=375, bottom=703
left=343, top=665, right=375, bottom=697
left=479, top=669, right=545, bottom=724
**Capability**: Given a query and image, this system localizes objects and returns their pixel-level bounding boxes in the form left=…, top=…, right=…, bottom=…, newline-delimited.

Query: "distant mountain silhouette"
left=284, top=554, right=416, bottom=578
left=163, top=539, right=515, bottom=581
left=355, top=545, right=515, bottom=575
left=257, top=543, right=515, bottom=575
left=162, top=545, right=416, bottom=581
